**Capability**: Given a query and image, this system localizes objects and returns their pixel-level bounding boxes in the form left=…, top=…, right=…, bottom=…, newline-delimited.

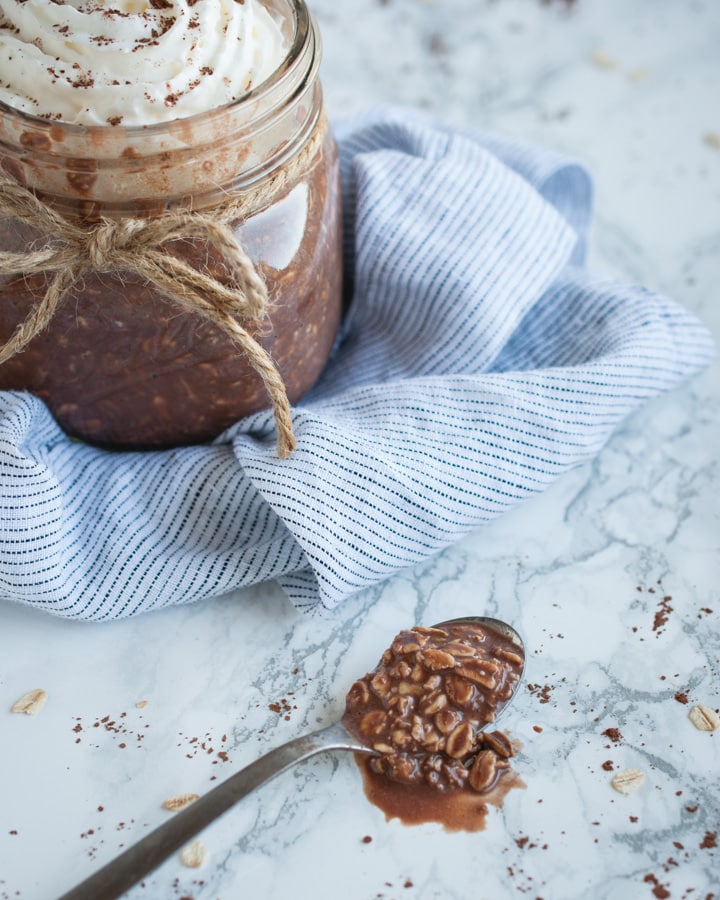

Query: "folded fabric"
left=0, top=107, right=713, bottom=620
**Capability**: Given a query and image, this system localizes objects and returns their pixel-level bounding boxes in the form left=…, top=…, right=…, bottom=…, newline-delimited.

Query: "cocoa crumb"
left=527, top=683, right=553, bottom=704
left=268, top=698, right=296, bottom=717
left=602, top=727, right=623, bottom=744
left=428, top=33, right=448, bottom=55
left=652, top=596, right=673, bottom=634
left=643, top=873, right=671, bottom=899
left=361, top=835, right=373, bottom=843
left=674, top=691, right=689, bottom=705
left=70, top=71, right=95, bottom=89
left=601, top=760, right=614, bottom=771
left=700, top=831, right=717, bottom=849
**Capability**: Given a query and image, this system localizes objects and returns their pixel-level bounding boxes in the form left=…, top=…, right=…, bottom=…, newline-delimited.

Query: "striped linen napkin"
left=0, top=107, right=713, bottom=620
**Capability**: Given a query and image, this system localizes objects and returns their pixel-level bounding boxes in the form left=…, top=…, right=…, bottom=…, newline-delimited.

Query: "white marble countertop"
left=2, top=1, right=719, bottom=898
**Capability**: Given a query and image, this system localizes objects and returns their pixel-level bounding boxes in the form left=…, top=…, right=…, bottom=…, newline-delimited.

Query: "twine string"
left=0, top=113, right=328, bottom=457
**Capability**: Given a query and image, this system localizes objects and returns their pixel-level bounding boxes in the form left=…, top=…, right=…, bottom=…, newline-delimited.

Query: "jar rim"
left=0, top=0, right=311, bottom=137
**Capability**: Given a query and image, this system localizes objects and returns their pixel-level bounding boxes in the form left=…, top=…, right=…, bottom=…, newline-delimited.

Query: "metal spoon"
left=58, top=616, right=524, bottom=900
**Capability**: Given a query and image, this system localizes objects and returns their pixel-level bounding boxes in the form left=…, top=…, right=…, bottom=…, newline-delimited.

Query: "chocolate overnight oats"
left=343, top=619, right=526, bottom=830
left=0, top=0, right=342, bottom=452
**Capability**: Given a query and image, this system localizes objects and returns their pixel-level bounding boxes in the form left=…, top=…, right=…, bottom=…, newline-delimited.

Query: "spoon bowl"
left=59, top=616, right=525, bottom=900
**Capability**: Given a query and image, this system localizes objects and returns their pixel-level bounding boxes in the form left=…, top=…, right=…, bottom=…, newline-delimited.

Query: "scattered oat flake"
left=611, top=769, right=646, bottom=795
left=163, top=793, right=200, bottom=812
left=11, top=689, right=47, bottom=715
left=591, top=50, right=617, bottom=69
left=688, top=704, right=720, bottom=731
left=136, top=700, right=149, bottom=709
left=705, top=132, right=720, bottom=150
left=179, top=839, right=207, bottom=868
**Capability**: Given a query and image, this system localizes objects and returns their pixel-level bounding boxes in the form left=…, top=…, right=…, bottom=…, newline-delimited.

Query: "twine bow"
left=0, top=114, right=329, bottom=458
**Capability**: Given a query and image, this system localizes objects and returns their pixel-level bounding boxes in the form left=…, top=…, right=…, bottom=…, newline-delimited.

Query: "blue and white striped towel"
left=0, top=107, right=713, bottom=620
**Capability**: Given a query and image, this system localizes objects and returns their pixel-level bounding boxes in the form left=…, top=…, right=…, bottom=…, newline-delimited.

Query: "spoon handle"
left=58, top=721, right=367, bottom=900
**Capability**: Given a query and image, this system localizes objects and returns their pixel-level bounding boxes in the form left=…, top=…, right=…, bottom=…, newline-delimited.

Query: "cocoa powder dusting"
left=652, top=596, right=674, bottom=634
left=602, top=727, right=623, bottom=744
left=643, top=873, right=671, bottom=899
left=527, top=683, right=553, bottom=704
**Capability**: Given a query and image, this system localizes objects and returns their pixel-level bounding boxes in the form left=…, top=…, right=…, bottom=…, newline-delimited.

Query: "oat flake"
left=179, top=839, right=207, bottom=868
left=163, top=793, right=200, bottom=812
left=611, top=769, right=646, bottom=795
left=11, top=689, right=47, bottom=715
left=688, top=704, right=720, bottom=732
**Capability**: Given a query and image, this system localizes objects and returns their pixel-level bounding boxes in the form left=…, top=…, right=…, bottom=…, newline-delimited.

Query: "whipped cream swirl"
left=0, top=0, right=289, bottom=126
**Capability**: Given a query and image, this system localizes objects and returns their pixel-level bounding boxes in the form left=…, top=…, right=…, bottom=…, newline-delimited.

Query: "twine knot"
left=85, top=219, right=140, bottom=271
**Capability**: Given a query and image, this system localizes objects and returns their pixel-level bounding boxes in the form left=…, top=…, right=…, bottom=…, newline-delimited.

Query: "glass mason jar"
left=0, top=0, right=342, bottom=452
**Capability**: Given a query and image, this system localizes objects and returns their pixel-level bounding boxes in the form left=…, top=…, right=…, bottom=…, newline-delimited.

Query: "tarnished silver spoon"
left=58, top=616, right=524, bottom=900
